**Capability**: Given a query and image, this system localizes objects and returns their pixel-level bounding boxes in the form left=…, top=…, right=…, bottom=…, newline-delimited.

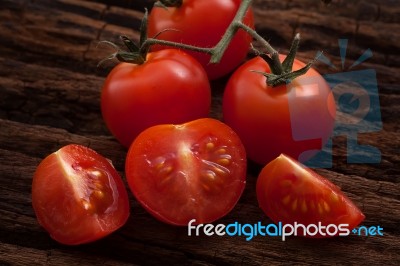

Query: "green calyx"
left=252, top=33, right=318, bottom=87
left=98, top=9, right=150, bottom=66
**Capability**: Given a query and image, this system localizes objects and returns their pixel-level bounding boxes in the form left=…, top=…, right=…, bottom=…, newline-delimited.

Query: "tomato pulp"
left=125, top=118, right=247, bottom=225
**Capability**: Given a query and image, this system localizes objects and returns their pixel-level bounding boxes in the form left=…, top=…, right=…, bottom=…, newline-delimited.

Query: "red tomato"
left=257, top=154, right=365, bottom=237
left=101, top=49, right=211, bottom=148
left=223, top=55, right=336, bottom=165
left=147, top=0, right=254, bottom=80
left=125, top=118, right=247, bottom=225
left=32, top=144, right=130, bottom=245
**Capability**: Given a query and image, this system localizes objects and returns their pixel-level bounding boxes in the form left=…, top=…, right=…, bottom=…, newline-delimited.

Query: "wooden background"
left=1, top=0, right=399, bottom=265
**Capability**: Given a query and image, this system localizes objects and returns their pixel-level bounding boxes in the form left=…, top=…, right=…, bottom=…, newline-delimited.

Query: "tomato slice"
left=32, top=144, right=130, bottom=245
left=256, top=154, right=365, bottom=236
left=125, top=118, right=247, bottom=225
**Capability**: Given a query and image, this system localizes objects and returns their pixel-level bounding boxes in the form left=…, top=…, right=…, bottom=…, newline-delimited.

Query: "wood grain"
left=0, top=0, right=399, bottom=265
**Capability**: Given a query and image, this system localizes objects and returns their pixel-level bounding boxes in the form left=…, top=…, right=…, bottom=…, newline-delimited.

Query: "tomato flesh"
left=256, top=154, right=365, bottom=236
left=32, top=144, right=130, bottom=245
left=125, top=118, right=247, bottom=225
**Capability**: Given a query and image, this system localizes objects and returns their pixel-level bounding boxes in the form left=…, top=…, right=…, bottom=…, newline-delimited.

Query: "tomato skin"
left=256, top=154, right=365, bottom=237
left=147, top=0, right=254, bottom=80
left=125, top=118, right=247, bottom=225
left=223, top=55, right=336, bottom=165
left=32, top=144, right=130, bottom=245
left=101, top=49, right=211, bottom=148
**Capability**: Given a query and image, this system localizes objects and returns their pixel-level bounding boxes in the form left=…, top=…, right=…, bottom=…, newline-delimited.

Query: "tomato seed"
left=291, top=199, right=298, bottom=211
left=282, top=195, right=291, bottom=205
left=301, top=200, right=308, bottom=213
left=323, top=200, right=331, bottom=213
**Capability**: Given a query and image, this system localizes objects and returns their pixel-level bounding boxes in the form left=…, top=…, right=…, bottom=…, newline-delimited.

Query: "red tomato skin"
left=257, top=154, right=365, bottom=237
left=223, top=55, right=336, bottom=165
left=101, top=49, right=211, bottom=148
left=32, top=144, right=130, bottom=245
left=125, top=118, right=247, bottom=225
left=147, top=0, right=254, bottom=80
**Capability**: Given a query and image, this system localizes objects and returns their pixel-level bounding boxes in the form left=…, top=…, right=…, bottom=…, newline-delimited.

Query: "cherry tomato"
left=257, top=154, right=365, bottom=237
left=32, top=144, right=130, bottom=245
left=101, top=49, right=211, bottom=148
left=223, top=55, right=336, bottom=165
left=147, top=0, right=254, bottom=80
left=125, top=118, right=247, bottom=225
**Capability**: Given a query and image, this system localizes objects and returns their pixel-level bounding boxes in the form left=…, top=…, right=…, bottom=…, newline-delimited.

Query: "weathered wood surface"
left=0, top=0, right=399, bottom=265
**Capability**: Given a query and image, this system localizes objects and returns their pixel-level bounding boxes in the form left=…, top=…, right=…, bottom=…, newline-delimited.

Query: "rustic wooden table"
left=1, top=0, right=399, bottom=265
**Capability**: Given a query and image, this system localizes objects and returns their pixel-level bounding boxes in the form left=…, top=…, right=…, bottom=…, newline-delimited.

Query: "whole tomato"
left=32, top=144, right=130, bottom=245
left=125, top=118, right=247, bottom=225
left=147, top=0, right=254, bottom=80
left=101, top=49, right=211, bottom=148
left=223, top=55, right=336, bottom=165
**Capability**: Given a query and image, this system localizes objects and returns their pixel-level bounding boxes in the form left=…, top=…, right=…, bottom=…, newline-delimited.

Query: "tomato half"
left=125, top=118, right=247, bottom=225
left=256, top=154, right=365, bottom=236
left=147, top=0, right=254, bottom=80
left=101, top=49, right=211, bottom=148
left=223, top=55, right=336, bottom=165
left=32, top=144, right=130, bottom=245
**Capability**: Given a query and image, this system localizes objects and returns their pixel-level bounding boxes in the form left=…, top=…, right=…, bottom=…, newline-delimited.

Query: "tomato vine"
left=100, top=0, right=319, bottom=87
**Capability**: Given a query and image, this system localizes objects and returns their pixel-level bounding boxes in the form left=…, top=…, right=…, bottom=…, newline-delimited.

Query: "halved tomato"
left=125, top=118, right=247, bottom=225
left=256, top=154, right=365, bottom=236
left=32, top=144, right=130, bottom=245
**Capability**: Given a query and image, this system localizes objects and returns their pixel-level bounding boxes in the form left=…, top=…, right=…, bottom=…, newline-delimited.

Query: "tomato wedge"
left=32, top=144, right=130, bottom=245
left=125, top=118, right=247, bottom=225
left=256, top=154, right=365, bottom=237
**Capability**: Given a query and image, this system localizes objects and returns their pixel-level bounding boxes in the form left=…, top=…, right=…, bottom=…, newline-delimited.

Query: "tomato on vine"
left=99, top=12, right=211, bottom=148
left=223, top=35, right=336, bottom=165
left=147, top=0, right=254, bottom=80
left=101, top=48, right=211, bottom=147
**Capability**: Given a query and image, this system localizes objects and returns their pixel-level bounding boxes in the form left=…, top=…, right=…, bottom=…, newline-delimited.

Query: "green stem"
left=140, top=38, right=212, bottom=56
left=155, top=0, right=183, bottom=8
left=237, top=23, right=277, bottom=55
left=209, top=0, right=253, bottom=63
